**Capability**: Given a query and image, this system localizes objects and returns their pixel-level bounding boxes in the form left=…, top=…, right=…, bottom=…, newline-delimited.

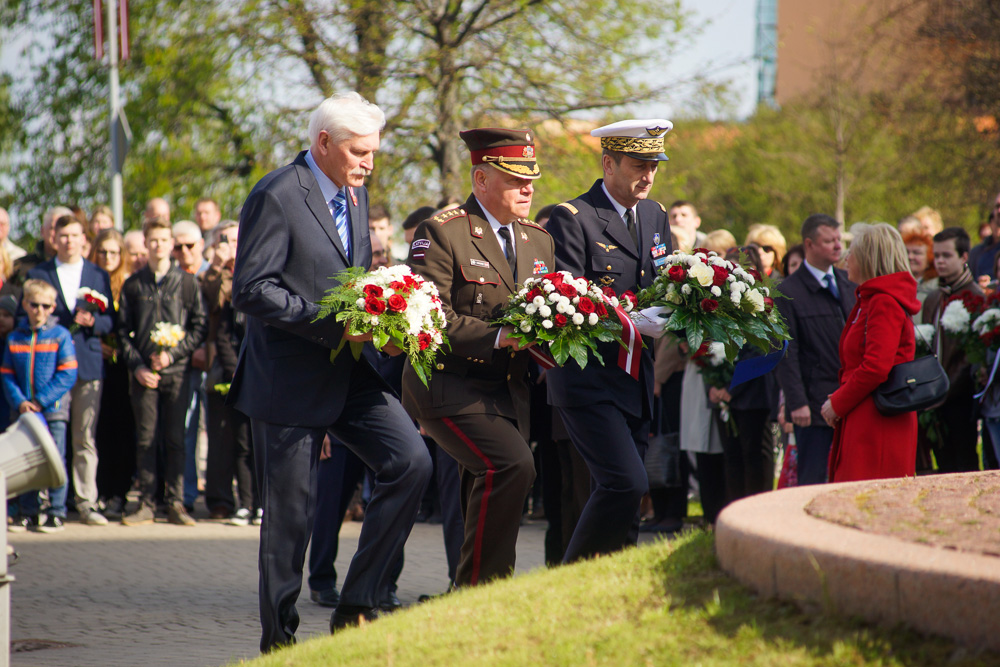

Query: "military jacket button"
left=436, top=363, right=444, bottom=371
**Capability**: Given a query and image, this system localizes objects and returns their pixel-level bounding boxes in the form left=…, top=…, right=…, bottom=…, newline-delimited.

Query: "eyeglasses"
left=97, top=249, right=121, bottom=256
left=174, top=242, right=196, bottom=251
left=27, top=302, right=55, bottom=310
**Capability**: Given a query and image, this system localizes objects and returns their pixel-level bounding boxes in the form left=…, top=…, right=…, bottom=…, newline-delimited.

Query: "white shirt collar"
left=304, top=150, right=343, bottom=206
left=474, top=196, right=516, bottom=260
left=803, top=259, right=835, bottom=285
left=600, top=181, right=637, bottom=222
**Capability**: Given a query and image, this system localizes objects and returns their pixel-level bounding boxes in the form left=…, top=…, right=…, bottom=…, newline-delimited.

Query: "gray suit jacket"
left=230, top=150, right=374, bottom=426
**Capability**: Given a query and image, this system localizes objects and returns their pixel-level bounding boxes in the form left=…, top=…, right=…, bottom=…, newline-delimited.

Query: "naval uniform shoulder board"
left=557, top=202, right=578, bottom=215
left=433, top=208, right=467, bottom=225
left=654, top=200, right=666, bottom=212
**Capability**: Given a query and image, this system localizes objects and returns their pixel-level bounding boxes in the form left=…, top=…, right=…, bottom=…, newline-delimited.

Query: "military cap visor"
left=460, top=127, right=541, bottom=179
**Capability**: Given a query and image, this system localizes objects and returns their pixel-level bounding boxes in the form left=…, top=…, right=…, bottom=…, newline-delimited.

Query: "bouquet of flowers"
left=692, top=341, right=737, bottom=434
left=494, top=271, right=633, bottom=369
left=939, top=291, right=992, bottom=365
left=69, top=287, right=109, bottom=333
left=150, top=322, right=186, bottom=351
left=914, top=324, right=936, bottom=358
left=635, top=248, right=790, bottom=361
left=313, top=265, right=448, bottom=387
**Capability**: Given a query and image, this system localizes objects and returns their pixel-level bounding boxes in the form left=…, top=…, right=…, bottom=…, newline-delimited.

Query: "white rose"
left=746, top=289, right=765, bottom=312
left=588, top=313, right=599, bottom=326
left=520, top=320, right=533, bottom=333
left=542, top=319, right=553, bottom=329
left=572, top=313, right=585, bottom=325
left=539, top=305, right=552, bottom=317
left=688, top=262, right=714, bottom=287
left=711, top=286, right=722, bottom=297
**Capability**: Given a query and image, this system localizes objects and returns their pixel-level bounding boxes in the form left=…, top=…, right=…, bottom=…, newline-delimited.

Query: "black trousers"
left=253, top=368, right=431, bottom=653
left=205, top=391, right=256, bottom=512
left=130, top=370, right=191, bottom=508
left=96, top=358, right=136, bottom=501
left=722, top=408, right=775, bottom=502
left=556, top=403, right=649, bottom=563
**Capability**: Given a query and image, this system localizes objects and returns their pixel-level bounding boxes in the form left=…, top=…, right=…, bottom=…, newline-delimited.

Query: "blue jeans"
left=183, top=371, right=205, bottom=507
left=14, top=419, right=68, bottom=518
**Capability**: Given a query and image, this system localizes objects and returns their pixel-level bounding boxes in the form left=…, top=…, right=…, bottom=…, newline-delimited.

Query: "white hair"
left=43, top=206, right=73, bottom=230
left=308, top=92, right=386, bottom=146
left=172, top=220, right=202, bottom=240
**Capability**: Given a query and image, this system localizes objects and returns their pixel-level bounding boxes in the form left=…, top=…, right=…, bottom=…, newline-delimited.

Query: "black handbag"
left=870, top=319, right=949, bottom=416
left=644, top=432, right=681, bottom=489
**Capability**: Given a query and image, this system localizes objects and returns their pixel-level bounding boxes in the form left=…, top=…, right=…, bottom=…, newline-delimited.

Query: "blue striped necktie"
left=332, top=190, right=350, bottom=259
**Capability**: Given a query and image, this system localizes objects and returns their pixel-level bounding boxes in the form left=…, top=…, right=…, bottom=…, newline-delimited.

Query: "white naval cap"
left=590, top=118, right=673, bottom=161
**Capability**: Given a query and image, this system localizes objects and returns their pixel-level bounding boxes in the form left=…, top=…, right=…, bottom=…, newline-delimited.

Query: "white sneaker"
left=227, top=508, right=251, bottom=527
left=84, top=510, right=109, bottom=526
left=252, top=508, right=263, bottom=526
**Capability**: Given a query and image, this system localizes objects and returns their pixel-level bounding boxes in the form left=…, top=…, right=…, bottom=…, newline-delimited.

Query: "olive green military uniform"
left=402, top=195, right=555, bottom=586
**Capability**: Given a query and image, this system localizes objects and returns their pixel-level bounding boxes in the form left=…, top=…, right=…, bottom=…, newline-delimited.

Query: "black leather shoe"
left=310, top=588, right=341, bottom=608
left=330, top=605, right=379, bottom=633
left=378, top=591, right=402, bottom=613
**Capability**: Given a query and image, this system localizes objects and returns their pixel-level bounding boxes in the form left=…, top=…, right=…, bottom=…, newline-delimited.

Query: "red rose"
left=85, top=294, right=107, bottom=312
left=554, top=314, right=568, bottom=327
left=667, top=265, right=687, bottom=282
left=418, top=332, right=432, bottom=351
left=556, top=282, right=578, bottom=298
left=692, top=247, right=710, bottom=255
left=387, top=294, right=407, bottom=312
left=526, top=288, right=543, bottom=302
left=763, top=296, right=774, bottom=313
left=700, top=298, right=719, bottom=312
left=692, top=343, right=709, bottom=359
left=365, top=297, right=386, bottom=315
left=404, top=275, right=419, bottom=288
left=601, top=286, right=617, bottom=299
left=543, top=272, right=564, bottom=285
left=595, top=301, right=608, bottom=317
left=712, top=265, right=729, bottom=287
left=622, top=291, right=637, bottom=308
left=747, top=267, right=761, bottom=282
left=577, top=297, right=596, bottom=314
left=363, top=284, right=383, bottom=298
left=389, top=280, right=408, bottom=292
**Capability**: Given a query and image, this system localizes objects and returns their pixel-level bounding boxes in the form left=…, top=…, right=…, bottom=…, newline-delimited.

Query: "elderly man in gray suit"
left=231, top=92, right=431, bottom=652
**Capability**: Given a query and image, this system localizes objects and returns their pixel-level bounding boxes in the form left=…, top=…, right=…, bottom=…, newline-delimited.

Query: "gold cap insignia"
left=646, top=126, right=669, bottom=137
left=523, top=146, right=534, bottom=158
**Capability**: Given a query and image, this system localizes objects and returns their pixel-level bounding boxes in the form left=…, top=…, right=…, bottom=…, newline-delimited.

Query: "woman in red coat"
left=821, top=223, right=921, bottom=482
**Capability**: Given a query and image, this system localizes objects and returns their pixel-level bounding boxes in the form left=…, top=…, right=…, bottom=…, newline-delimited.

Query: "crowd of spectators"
left=2, top=191, right=997, bottom=575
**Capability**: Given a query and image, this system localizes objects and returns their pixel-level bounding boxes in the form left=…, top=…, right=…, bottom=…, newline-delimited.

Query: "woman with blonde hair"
left=745, top=224, right=787, bottom=278
left=820, top=223, right=921, bottom=482
left=90, top=228, right=135, bottom=516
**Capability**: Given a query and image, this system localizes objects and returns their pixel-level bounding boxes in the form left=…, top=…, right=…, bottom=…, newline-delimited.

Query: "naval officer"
left=544, top=118, right=674, bottom=562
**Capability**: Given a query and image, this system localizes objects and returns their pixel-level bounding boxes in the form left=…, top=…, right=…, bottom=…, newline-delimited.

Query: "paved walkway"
left=5, top=514, right=554, bottom=667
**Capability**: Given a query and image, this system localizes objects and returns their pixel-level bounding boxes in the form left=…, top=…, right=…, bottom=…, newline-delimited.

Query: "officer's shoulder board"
left=519, top=219, right=550, bottom=235
left=433, top=208, right=467, bottom=225
left=653, top=200, right=666, bottom=212
left=557, top=202, right=579, bottom=215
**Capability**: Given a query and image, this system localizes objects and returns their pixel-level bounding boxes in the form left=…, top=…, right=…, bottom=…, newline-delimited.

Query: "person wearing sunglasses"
left=745, top=224, right=787, bottom=279
left=2, top=279, right=78, bottom=532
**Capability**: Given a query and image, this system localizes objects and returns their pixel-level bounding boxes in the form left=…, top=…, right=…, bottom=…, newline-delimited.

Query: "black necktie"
left=624, top=208, right=638, bottom=248
left=498, top=226, right=516, bottom=281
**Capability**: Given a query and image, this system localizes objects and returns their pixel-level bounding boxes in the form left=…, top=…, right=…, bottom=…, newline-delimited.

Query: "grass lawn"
left=236, top=530, right=992, bottom=666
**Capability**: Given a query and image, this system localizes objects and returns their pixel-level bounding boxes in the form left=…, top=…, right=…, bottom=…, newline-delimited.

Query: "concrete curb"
left=715, top=472, right=1000, bottom=652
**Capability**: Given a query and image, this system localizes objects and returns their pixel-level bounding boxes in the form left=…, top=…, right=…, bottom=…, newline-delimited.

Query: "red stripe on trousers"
left=442, top=417, right=495, bottom=586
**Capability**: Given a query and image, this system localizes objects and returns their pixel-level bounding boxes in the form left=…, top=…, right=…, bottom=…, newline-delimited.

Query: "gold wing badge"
left=596, top=242, right=618, bottom=253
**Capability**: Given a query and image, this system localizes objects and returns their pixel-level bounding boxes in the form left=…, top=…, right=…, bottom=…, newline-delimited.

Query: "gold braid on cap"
left=600, top=137, right=664, bottom=153
left=483, top=155, right=540, bottom=176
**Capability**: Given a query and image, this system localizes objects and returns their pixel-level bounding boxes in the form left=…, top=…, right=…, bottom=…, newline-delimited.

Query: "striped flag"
left=93, top=0, right=130, bottom=60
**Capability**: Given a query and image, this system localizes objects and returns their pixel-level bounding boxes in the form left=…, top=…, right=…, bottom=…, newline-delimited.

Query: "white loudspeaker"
left=0, top=414, right=66, bottom=499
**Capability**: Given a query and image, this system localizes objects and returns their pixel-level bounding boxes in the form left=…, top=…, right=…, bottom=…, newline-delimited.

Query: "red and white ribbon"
left=528, top=346, right=557, bottom=370
left=613, top=302, right=641, bottom=380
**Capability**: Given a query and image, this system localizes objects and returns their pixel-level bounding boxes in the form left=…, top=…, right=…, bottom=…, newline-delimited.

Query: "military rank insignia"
left=532, top=258, right=549, bottom=274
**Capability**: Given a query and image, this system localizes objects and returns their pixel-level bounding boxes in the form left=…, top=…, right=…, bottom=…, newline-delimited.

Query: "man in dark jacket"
left=775, top=214, right=856, bottom=485
left=118, top=217, right=207, bottom=526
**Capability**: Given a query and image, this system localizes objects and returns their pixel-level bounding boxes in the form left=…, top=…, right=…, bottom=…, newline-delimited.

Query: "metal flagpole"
left=107, top=0, right=124, bottom=230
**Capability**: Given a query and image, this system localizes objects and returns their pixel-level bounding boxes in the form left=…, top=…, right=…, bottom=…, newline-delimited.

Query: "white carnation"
left=681, top=284, right=692, bottom=296
left=539, top=305, right=552, bottom=317
left=542, top=319, right=553, bottom=329
left=972, top=308, right=1000, bottom=335
left=356, top=298, right=366, bottom=308
left=588, top=313, right=599, bottom=326
left=565, top=304, right=576, bottom=316
left=556, top=302, right=567, bottom=314
left=941, top=301, right=971, bottom=334
left=532, top=296, right=545, bottom=307
left=524, top=304, right=538, bottom=315
left=572, top=313, right=585, bottom=325
left=543, top=283, right=555, bottom=293
left=710, top=286, right=722, bottom=297
left=730, top=291, right=741, bottom=305
left=520, top=320, right=533, bottom=333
